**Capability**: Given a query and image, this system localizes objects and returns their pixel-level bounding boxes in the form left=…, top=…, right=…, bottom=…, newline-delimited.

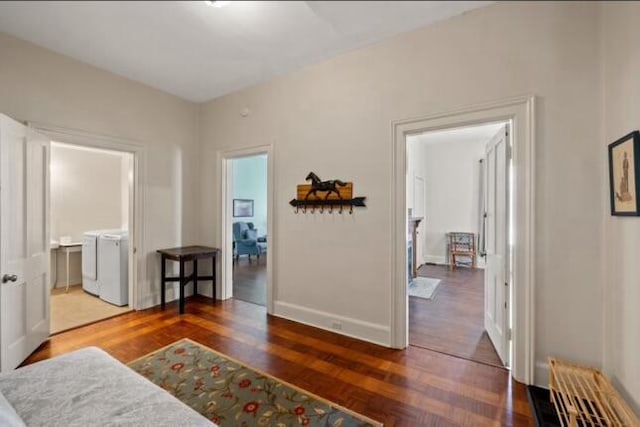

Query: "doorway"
left=230, top=154, right=268, bottom=306
left=49, top=141, right=134, bottom=333
left=406, top=122, right=510, bottom=368
left=219, top=145, right=273, bottom=311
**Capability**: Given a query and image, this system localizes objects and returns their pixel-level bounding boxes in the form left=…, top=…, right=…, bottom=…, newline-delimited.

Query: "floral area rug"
left=128, top=338, right=382, bottom=427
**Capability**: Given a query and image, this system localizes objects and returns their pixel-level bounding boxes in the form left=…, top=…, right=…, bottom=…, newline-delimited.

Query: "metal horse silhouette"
left=304, top=172, right=347, bottom=201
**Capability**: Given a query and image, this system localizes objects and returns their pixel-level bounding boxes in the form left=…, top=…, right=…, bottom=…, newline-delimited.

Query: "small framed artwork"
left=233, top=199, right=254, bottom=217
left=609, top=131, right=640, bottom=216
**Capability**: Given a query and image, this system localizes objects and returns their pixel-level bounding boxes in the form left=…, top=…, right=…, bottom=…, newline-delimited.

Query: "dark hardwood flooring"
left=233, top=255, right=266, bottom=306
left=26, top=297, right=533, bottom=426
left=410, top=264, right=503, bottom=367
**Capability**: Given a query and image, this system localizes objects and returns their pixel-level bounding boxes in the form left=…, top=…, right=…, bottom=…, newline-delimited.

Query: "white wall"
left=51, top=144, right=128, bottom=241
left=407, top=135, right=487, bottom=266
left=0, top=32, right=201, bottom=307
left=232, top=155, right=268, bottom=236
left=601, top=1, right=640, bottom=412
left=199, top=2, right=604, bottom=385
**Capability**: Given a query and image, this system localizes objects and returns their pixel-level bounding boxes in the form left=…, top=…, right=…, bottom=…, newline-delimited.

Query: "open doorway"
left=228, top=154, right=268, bottom=306
left=49, top=142, right=133, bottom=334
left=406, top=122, right=512, bottom=368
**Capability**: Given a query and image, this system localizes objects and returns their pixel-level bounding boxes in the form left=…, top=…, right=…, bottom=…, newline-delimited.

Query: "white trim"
left=273, top=300, right=390, bottom=347
left=27, top=122, right=145, bottom=311
left=390, top=95, right=536, bottom=384
left=216, top=145, right=274, bottom=313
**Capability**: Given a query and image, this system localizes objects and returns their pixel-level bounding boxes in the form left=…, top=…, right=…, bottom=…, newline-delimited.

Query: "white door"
left=0, top=114, right=50, bottom=371
left=483, top=124, right=510, bottom=366
left=413, top=175, right=426, bottom=266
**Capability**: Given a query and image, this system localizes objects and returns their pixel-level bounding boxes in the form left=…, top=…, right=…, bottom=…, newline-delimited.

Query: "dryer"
left=98, top=231, right=129, bottom=306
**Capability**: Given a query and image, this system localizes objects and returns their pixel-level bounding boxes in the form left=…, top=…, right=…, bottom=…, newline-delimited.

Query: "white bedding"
left=0, top=347, right=215, bottom=427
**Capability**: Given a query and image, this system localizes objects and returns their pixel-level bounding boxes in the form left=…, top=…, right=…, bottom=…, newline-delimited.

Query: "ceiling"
left=409, top=122, right=505, bottom=147
left=0, top=1, right=492, bottom=102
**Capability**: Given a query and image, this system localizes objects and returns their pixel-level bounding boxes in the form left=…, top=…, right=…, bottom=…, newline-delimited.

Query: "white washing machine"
left=82, top=229, right=124, bottom=296
left=98, top=231, right=129, bottom=306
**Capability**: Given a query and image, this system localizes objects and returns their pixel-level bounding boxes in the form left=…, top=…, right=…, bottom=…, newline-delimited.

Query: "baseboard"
left=423, top=255, right=446, bottom=265
left=273, top=300, right=390, bottom=347
left=139, top=285, right=196, bottom=310
left=535, top=359, right=549, bottom=388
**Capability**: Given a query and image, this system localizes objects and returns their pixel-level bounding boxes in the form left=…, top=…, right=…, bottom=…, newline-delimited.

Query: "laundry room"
left=49, top=142, right=133, bottom=334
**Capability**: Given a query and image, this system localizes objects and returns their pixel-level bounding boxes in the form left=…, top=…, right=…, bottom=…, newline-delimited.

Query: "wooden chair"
left=448, top=232, right=477, bottom=270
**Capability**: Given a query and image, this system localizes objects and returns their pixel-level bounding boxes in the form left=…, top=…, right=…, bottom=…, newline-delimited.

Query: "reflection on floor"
left=232, top=256, right=266, bottom=306
left=409, top=264, right=503, bottom=367
left=50, top=285, right=130, bottom=334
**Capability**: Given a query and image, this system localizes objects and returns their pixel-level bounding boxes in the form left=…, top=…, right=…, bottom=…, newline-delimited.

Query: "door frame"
left=390, top=95, right=536, bottom=384
left=217, top=144, right=274, bottom=312
left=27, top=122, right=144, bottom=311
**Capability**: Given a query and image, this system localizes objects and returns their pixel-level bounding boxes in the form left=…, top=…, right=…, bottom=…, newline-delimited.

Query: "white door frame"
left=217, top=145, right=274, bottom=313
left=390, top=95, right=536, bottom=384
left=27, top=122, right=144, bottom=311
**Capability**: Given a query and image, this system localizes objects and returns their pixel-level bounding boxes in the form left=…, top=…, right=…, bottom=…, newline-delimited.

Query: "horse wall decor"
left=304, top=172, right=347, bottom=201
left=290, top=172, right=366, bottom=214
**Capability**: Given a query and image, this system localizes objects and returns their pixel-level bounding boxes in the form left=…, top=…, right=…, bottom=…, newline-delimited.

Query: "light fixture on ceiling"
left=206, top=0, right=231, bottom=7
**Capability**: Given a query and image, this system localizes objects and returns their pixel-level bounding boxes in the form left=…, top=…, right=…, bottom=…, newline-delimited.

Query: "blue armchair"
left=233, top=222, right=261, bottom=263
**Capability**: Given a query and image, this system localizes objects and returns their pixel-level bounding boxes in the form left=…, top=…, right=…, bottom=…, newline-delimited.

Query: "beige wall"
left=199, top=1, right=604, bottom=386
left=51, top=144, right=128, bottom=242
left=0, top=32, right=201, bottom=306
left=601, top=2, right=640, bottom=411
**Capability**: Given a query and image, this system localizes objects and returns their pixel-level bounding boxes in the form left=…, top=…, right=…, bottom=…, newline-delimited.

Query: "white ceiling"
left=0, top=1, right=492, bottom=102
left=409, top=122, right=505, bottom=147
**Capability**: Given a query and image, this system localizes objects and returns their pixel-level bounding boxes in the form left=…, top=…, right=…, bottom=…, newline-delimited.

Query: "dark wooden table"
left=157, top=246, right=220, bottom=314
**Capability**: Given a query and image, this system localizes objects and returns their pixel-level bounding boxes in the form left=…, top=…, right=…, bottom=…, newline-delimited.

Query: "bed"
left=0, top=347, right=215, bottom=427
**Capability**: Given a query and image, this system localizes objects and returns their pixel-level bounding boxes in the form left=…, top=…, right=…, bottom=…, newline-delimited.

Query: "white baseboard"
left=273, top=300, right=390, bottom=347
left=423, top=255, right=446, bottom=265
left=139, top=284, right=195, bottom=310
left=535, top=359, right=549, bottom=388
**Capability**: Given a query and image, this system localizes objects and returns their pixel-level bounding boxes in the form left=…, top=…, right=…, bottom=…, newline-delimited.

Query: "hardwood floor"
left=233, top=255, right=266, bottom=306
left=26, top=297, right=533, bottom=426
left=410, top=264, right=503, bottom=367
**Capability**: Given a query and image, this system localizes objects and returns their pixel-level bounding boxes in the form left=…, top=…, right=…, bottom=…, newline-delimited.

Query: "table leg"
left=212, top=255, right=216, bottom=304
left=179, top=258, right=185, bottom=314
left=193, top=259, right=198, bottom=298
left=65, top=249, right=70, bottom=292
left=160, top=255, right=166, bottom=309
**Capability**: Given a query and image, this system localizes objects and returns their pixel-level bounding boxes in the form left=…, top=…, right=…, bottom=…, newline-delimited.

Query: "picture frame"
left=608, top=131, right=640, bottom=216
left=233, top=199, right=254, bottom=217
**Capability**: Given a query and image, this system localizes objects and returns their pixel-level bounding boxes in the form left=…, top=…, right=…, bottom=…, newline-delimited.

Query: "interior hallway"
left=232, top=256, right=266, bottom=306
left=409, top=264, right=502, bottom=367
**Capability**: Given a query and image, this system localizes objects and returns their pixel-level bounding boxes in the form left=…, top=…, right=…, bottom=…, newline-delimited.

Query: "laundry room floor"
left=50, top=285, right=130, bottom=334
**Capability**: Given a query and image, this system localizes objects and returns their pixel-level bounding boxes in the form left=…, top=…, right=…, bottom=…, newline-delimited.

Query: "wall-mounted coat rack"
left=289, top=172, right=367, bottom=214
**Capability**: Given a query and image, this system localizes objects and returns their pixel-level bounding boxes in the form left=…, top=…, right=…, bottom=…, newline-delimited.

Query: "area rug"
left=128, top=338, right=382, bottom=427
left=408, top=277, right=441, bottom=300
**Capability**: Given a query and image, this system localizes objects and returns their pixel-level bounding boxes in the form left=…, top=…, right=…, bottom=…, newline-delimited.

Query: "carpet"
left=128, top=338, right=382, bottom=427
left=408, top=277, right=441, bottom=300
left=527, top=385, right=561, bottom=427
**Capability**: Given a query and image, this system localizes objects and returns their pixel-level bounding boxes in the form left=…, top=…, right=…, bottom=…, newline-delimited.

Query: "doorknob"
left=2, top=274, right=17, bottom=283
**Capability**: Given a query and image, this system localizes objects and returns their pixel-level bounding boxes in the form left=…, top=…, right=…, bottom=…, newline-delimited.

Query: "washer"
left=98, top=231, right=129, bottom=306
left=81, top=229, right=123, bottom=296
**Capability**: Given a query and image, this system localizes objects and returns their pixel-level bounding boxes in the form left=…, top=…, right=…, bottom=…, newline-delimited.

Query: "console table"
left=157, top=246, right=220, bottom=314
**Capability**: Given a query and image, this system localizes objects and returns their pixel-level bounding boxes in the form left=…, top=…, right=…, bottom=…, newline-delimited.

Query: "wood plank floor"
left=233, top=256, right=266, bottom=306
left=410, top=264, right=503, bottom=367
left=26, top=297, right=533, bottom=426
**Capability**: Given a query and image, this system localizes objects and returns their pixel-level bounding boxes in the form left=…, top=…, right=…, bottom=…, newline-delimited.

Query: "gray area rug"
left=409, top=277, right=441, bottom=299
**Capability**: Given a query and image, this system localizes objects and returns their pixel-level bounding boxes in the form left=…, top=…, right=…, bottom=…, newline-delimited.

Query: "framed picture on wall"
left=609, top=131, right=640, bottom=216
left=233, top=199, right=254, bottom=217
